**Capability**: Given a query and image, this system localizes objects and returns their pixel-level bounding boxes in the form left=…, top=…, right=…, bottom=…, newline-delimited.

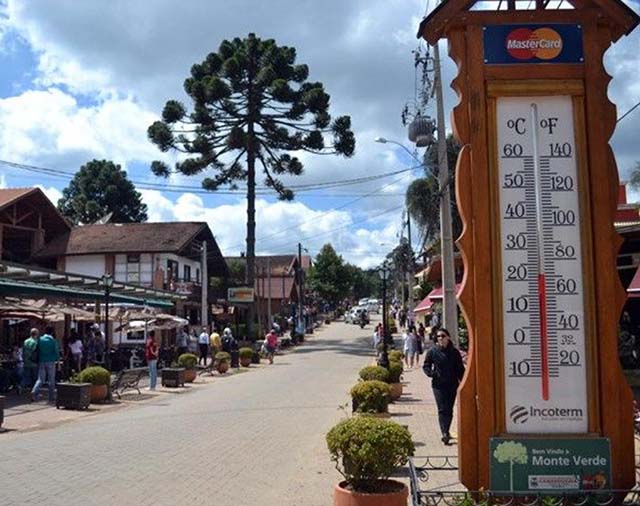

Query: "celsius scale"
left=497, top=96, right=588, bottom=434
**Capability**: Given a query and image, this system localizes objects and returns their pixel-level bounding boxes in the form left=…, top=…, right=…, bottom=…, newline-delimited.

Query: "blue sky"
left=0, top=0, right=638, bottom=266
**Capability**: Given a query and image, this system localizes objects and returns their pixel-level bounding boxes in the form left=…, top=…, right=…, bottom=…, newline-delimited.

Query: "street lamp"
left=377, top=264, right=390, bottom=369
left=101, top=274, right=113, bottom=371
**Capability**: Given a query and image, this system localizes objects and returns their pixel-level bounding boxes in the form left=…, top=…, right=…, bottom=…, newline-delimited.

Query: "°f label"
left=497, top=95, right=588, bottom=433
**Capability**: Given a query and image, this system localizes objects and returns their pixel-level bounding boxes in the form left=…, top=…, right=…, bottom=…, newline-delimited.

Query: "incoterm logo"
left=510, top=405, right=529, bottom=424
left=506, top=27, right=563, bottom=60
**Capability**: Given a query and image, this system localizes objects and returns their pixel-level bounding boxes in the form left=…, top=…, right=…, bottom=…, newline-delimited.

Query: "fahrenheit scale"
left=497, top=96, right=588, bottom=433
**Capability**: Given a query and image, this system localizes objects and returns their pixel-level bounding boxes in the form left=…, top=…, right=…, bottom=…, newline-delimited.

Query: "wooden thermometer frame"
left=486, top=80, right=600, bottom=436
left=418, top=1, right=639, bottom=492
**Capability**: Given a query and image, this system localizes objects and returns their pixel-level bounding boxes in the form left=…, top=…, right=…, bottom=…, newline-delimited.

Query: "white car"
left=358, top=298, right=369, bottom=307
left=367, top=298, right=380, bottom=314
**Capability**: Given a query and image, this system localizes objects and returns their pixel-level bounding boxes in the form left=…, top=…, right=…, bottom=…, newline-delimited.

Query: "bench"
left=110, top=367, right=147, bottom=399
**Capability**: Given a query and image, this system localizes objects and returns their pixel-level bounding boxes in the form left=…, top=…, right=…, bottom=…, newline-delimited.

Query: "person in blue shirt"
left=31, top=326, right=61, bottom=403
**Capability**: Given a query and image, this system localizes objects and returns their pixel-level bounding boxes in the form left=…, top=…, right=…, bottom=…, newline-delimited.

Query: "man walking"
left=22, top=328, right=40, bottom=392
left=31, top=326, right=60, bottom=403
left=422, top=327, right=465, bottom=445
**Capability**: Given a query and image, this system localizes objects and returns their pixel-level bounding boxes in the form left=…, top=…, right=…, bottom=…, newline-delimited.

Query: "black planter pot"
left=230, top=350, right=239, bottom=368
left=161, top=368, right=185, bottom=388
left=56, top=383, right=91, bottom=410
left=0, top=395, right=4, bottom=428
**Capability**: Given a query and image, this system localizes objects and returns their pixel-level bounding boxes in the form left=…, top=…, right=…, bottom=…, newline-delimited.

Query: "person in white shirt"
left=198, top=328, right=209, bottom=365
left=68, top=329, right=84, bottom=372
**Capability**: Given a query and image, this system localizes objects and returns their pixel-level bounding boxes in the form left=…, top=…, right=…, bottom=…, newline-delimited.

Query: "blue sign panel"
left=484, top=24, right=583, bottom=64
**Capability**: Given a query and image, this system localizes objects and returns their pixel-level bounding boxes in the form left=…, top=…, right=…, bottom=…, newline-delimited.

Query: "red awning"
left=414, top=296, right=433, bottom=314
left=427, top=283, right=462, bottom=300
left=627, top=266, right=640, bottom=298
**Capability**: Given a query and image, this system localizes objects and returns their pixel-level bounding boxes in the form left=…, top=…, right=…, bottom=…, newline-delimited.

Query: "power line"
left=0, top=158, right=420, bottom=195
left=618, top=100, right=640, bottom=124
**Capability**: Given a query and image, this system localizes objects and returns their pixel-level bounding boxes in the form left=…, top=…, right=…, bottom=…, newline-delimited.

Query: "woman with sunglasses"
left=422, top=327, right=465, bottom=445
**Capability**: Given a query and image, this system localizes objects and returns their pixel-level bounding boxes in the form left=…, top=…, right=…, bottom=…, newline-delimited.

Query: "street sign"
left=497, top=96, right=588, bottom=433
left=490, top=438, right=611, bottom=492
left=227, top=287, right=254, bottom=303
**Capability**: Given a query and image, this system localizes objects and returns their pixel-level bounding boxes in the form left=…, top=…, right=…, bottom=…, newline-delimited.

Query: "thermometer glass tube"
left=497, top=96, right=588, bottom=434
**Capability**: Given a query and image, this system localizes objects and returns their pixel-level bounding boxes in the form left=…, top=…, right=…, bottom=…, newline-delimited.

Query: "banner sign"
left=484, top=24, right=583, bottom=64
left=490, top=438, right=611, bottom=492
left=227, top=287, right=254, bottom=303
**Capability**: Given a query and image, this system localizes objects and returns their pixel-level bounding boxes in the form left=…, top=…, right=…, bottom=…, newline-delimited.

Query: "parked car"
left=358, top=298, right=369, bottom=307
left=367, top=298, right=380, bottom=314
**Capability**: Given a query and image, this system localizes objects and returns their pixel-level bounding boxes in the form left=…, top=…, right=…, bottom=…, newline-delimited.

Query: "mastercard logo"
left=505, top=27, right=563, bottom=60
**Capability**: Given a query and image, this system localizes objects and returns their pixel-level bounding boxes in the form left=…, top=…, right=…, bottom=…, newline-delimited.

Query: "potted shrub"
left=239, top=347, right=253, bottom=367
left=388, top=350, right=404, bottom=363
left=77, top=366, right=111, bottom=402
left=386, top=361, right=404, bottom=400
left=326, top=416, right=414, bottom=505
left=177, top=353, right=198, bottom=382
left=358, top=365, right=389, bottom=383
left=215, top=351, right=231, bottom=374
left=350, top=380, right=391, bottom=416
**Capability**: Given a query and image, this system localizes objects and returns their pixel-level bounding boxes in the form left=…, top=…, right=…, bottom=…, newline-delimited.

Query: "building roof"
left=0, top=188, right=35, bottom=209
left=255, top=275, right=297, bottom=301
left=35, top=222, right=211, bottom=257
left=0, top=187, right=71, bottom=241
left=226, top=255, right=300, bottom=277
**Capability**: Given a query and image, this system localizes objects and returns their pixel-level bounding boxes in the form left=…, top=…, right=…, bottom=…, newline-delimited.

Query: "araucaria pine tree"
left=148, top=33, right=355, bottom=337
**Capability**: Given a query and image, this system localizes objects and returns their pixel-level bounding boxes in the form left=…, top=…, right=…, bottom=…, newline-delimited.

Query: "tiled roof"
left=255, top=275, right=296, bottom=300
left=35, top=222, right=208, bottom=257
left=0, top=188, right=36, bottom=210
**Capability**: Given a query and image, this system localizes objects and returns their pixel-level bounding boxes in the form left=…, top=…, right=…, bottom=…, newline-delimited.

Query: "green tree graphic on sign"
left=494, top=441, right=528, bottom=491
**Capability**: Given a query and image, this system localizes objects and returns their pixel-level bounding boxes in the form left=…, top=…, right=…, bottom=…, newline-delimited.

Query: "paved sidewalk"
left=388, top=362, right=461, bottom=492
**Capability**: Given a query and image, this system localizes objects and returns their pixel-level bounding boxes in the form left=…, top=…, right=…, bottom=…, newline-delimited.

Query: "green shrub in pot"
left=326, top=416, right=414, bottom=493
left=238, top=347, right=254, bottom=360
left=350, top=380, right=391, bottom=414
left=77, top=366, right=110, bottom=386
left=358, top=365, right=389, bottom=383
left=177, top=353, right=198, bottom=369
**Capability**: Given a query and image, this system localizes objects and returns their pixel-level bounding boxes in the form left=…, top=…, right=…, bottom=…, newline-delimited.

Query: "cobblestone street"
left=1, top=321, right=383, bottom=506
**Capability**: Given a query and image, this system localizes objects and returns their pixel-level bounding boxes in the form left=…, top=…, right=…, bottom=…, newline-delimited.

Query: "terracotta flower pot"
left=184, top=369, right=197, bottom=383
left=389, top=383, right=403, bottom=400
left=216, top=361, right=230, bottom=374
left=333, top=480, right=407, bottom=506
left=240, top=357, right=252, bottom=368
left=90, top=384, right=108, bottom=403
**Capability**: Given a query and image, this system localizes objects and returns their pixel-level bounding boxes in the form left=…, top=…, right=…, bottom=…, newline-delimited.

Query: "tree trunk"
left=246, top=124, right=256, bottom=341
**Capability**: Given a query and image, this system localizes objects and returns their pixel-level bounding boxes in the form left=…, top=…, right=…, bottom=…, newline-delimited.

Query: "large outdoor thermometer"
left=498, top=96, right=588, bottom=434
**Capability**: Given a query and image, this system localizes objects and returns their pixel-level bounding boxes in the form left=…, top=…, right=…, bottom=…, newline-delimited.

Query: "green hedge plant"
left=177, top=353, right=198, bottom=369
left=215, top=351, right=231, bottom=363
left=238, top=347, right=253, bottom=359
left=350, top=380, right=391, bottom=414
left=326, top=416, right=414, bottom=493
left=358, top=365, right=389, bottom=383
left=77, top=366, right=111, bottom=386
left=387, top=361, right=403, bottom=384
left=388, top=350, right=404, bottom=362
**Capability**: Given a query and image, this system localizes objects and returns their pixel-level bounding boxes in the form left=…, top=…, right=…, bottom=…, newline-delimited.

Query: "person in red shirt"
left=265, top=329, right=278, bottom=364
left=145, top=330, right=159, bottom=390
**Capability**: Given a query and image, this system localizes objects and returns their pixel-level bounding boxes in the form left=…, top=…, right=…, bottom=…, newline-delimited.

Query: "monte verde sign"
left=490, top=438, right=611, bottom=492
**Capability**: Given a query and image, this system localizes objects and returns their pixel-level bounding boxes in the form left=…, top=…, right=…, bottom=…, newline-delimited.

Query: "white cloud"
left=139, top=190, right=398, bottom=267
left=0, top=87, right=170, bottom=171
left=36, top=184, right=62, bottom=206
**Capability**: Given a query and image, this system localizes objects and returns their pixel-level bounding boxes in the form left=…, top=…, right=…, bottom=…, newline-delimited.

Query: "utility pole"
left=267, top=257, right=272, bottom=329
left=297, top=242, right=304, bottom=335
left=406, top=211, right=414, bottom=327
left=433, top=40, right=458, bottom=345
left=201, top=241, right=208, bottom=329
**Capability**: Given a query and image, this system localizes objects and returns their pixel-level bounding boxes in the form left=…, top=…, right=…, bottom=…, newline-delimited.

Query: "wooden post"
left=419, top=0, right=639, bottom=492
